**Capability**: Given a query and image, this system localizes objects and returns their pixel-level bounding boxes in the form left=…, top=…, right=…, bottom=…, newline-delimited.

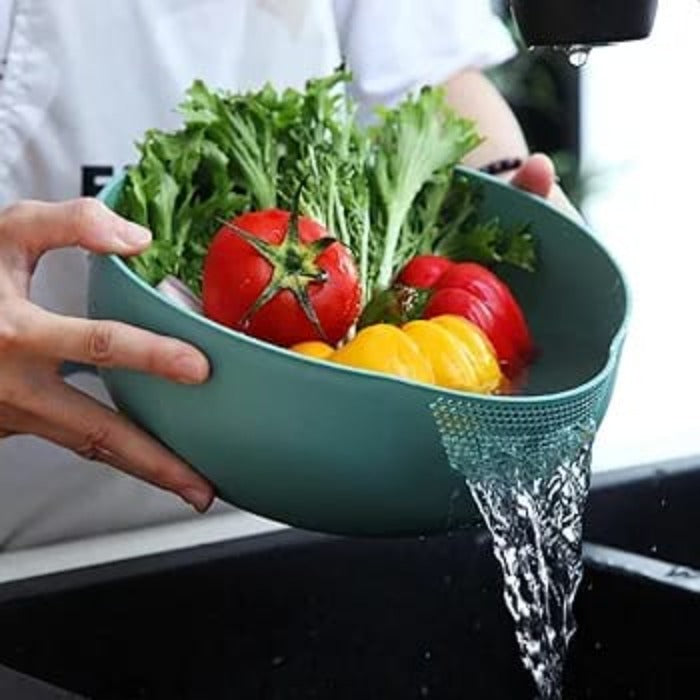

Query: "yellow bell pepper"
left=427, top=315, right=502, bottom=393
left=329, top=324, right=435, bottom=384
left=402, top=319, right=480, bottom=392
left=290, top=340, right=335, bottom=360
left=291, top=314, right=503, bottom=394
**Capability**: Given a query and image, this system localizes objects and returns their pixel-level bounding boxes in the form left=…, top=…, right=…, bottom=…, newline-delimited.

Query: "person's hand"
left=0, top=198, right=215, bottom=512
left=507, top=153, right=584, bottom=223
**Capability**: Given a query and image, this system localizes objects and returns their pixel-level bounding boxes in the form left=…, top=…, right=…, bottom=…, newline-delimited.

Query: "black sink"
left=1, top=457, right=699, bottom=699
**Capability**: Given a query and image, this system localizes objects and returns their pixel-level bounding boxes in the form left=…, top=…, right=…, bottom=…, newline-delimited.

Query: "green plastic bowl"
left=89, top=168, right=628, bottom=536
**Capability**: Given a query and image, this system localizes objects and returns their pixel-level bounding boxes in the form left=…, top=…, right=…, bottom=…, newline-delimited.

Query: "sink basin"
left=0, top=457, right=698, bottom=699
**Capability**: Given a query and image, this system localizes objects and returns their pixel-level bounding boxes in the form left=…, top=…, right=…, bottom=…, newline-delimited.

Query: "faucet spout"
left=510, top=0, right=659, bottom=49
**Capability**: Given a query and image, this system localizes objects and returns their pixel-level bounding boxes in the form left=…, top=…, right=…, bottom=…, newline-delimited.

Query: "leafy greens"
left=115, top=68, right=535, bottom=301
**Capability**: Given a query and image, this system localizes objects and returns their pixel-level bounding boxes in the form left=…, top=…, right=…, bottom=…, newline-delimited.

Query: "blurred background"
left=491, top=0, right=700, bottom=473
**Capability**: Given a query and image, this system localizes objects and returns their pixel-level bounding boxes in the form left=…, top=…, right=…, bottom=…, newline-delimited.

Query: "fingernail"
left=175, top=354, right=209, bottom=384
left=119, top=223, right=152, bottom=248
left=182, top=487, right=213, bottom=513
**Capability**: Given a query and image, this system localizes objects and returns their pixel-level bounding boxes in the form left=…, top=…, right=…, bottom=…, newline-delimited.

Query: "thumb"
left=509, top=153, right=557, bottom=199
left=1, top=198, right=151, bottom=260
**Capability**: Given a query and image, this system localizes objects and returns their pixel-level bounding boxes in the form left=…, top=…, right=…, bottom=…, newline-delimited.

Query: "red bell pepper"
left=391, top=255, right=534, bottom=377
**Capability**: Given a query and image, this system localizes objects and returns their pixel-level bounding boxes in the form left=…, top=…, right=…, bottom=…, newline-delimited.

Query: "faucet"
left=510, top=0, right=658, bottom=51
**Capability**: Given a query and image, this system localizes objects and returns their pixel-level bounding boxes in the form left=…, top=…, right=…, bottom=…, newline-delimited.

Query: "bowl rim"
left=97, top=167, right=630, bottom=407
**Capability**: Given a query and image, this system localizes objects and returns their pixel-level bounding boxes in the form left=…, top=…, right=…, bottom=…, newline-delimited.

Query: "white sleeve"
left=333, top=0, right=517, bottom=122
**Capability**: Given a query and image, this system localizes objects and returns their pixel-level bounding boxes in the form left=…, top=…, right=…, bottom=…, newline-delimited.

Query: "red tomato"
left=397, top=254, right=454, bottom=289
left=203, top=209, right=361, bottom=347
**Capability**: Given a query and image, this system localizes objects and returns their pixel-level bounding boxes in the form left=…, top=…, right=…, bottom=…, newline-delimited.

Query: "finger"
left=0, top=402, right=38, bottom=438
left=24, top=417, right=210, bottom=512
left=30, top=379, right=215, bottom=512
left=509, top=153, right=556, bottom=199
left=548, top=184, right=586, bottom=224
left=9, top=301, right=209, bottom=384
left=0, top=408, right=122, bottom=478
left=0, top=198, right=151, bottom=259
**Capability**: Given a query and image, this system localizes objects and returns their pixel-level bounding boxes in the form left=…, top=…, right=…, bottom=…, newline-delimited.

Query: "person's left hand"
left=506, top=153, right=584, bottom=223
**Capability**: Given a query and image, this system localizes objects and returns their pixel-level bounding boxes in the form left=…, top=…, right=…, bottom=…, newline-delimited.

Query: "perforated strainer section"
left=429, top=378, right=609, bottom=484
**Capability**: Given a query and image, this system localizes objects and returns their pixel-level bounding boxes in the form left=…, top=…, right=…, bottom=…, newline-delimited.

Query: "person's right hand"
left=0, top=198, right=215, bottom=512
left=507, top=153, right=585, bottom=224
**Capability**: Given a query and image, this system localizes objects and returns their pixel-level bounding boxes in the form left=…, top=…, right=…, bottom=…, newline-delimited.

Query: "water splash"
left=467, top=439, right=592, bottom=699
left=430, top=396, right=596, bottom=699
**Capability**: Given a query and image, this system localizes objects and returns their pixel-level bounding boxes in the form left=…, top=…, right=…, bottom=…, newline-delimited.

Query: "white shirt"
left=0, top=0, right=514, bottom=551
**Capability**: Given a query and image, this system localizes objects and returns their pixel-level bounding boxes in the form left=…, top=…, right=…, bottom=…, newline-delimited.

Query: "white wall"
left=580, top=0, right=700, bottom=471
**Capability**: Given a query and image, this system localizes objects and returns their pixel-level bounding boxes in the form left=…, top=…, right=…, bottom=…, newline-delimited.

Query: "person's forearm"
left=442, top=68, right=583, bottom=222
left=442, top=69, right=530, bottom=169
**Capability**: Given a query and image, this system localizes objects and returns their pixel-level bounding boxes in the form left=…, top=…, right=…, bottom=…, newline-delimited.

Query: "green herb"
left=368, top=87, right=482, bottom=290
left=431, top=170, right=536, bottom=272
